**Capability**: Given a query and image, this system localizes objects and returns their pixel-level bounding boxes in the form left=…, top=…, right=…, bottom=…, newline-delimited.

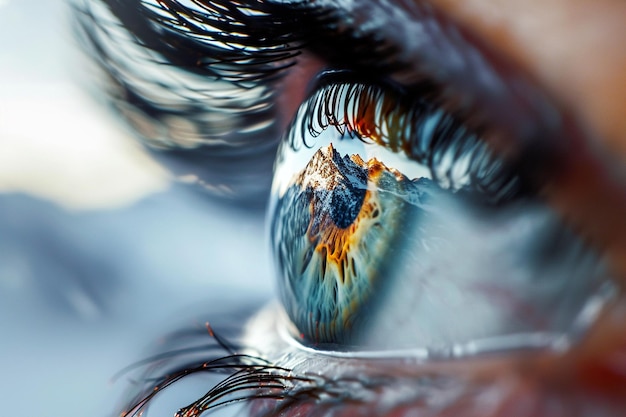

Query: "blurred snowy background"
left=0, top=1, right=273, bottom=416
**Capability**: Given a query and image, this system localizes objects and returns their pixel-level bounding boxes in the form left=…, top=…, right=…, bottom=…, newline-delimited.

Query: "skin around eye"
left=269, top=77, right=613, bottom=353
left=421, top=0, right=626, bottom=281
left=89, top=1, right=626, bottom=416
left=427, top=0, right=626, bottom=161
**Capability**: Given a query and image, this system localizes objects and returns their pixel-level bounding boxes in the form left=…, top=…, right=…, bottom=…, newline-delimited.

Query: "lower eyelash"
left=116, top=323, right=332, bottom=417
left=287, top=76, right=527, bottom=203
left=113, top=308, right=626, bottom=417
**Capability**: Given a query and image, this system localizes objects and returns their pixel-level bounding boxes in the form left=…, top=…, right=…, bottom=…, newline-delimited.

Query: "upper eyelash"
left=74, top=0, right=308, bottom=135
left=285, top=75, right=527, bottom=203
left=81, top=0, right=316, bottom=83
left=72, top=0, right=405, bottom=204
left=73, top=0, right=332, bottom=201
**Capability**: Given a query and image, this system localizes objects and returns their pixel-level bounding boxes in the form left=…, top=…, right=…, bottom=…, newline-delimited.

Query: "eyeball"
left=268, top=79, right=614, bottom=357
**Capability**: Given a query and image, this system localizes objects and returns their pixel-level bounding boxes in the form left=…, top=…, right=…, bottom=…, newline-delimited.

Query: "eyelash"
left=288, top=74, right=526, bottom=203
left=117, top=324, right=365, bottom=417
left=74, top=0, right=400, bottom=146
left=74, top=0, right=333, bottom=201
left=84, top=0, right=313, bottom=81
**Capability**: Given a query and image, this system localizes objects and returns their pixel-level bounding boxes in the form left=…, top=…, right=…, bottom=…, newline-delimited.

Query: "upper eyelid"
left=74, top=0, right=310, bottom=201
left=79, top=0, right=560, bottom=164
left=95, top=0, right=305, bottom=81
left=80, top=0, right=626, bottom=277
left=300, top=1, right=567, bottom=169
left=316, top=1, right=626, bottom=280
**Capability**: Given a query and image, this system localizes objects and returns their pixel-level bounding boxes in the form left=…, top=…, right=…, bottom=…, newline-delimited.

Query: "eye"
left=71, top=1, right=626, bottom=416
left=269, top=73, right=614, bottom=355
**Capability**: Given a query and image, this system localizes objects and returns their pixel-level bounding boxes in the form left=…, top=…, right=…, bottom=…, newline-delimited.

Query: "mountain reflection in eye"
left=269, top=78, right=614, bottom=356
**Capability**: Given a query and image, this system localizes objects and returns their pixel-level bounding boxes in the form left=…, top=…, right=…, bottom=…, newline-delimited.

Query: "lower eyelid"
left=111, top=298, right=626, bottom=417
left=242, top=302, right=626, bottom=413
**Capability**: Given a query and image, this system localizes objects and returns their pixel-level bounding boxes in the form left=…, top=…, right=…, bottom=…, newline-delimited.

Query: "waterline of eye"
left=274, top=282, right=617, bottom=360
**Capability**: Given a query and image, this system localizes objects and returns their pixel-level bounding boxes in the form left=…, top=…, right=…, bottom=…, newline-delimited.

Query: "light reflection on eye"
left=269, top=75, right=614, bottom=355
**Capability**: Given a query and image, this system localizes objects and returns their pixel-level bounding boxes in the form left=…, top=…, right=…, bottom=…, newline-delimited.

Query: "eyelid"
left=303, top=0, right=565, bottom=156
left=242, top=303, right=555, bottom=372
left=82, top=0, right=626, bottom=277
left=240, top=301, right=626, bottom=417
left=271, top=303, right=611, bottom=361
left=74, top=0, right=311, bottom=203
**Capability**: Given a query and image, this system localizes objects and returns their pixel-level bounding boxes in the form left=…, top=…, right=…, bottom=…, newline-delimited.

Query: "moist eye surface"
left=269, top=78, right=613, bottom=355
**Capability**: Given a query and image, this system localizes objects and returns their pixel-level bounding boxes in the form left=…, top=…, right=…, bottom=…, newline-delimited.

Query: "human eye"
left=270, top=73, right=612, bottom=354
left=75, top=0, right=626, bottom=416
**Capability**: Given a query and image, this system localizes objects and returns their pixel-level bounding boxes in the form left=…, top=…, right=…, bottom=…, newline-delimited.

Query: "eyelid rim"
left=272, top=282, right=616, bottom=360
left=244, top=300, right=626, bottom=397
